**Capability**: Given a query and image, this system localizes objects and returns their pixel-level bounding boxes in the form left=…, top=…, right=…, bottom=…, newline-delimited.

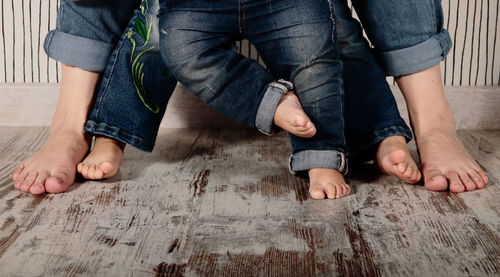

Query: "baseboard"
left=0, top=83, right=499, bottom=130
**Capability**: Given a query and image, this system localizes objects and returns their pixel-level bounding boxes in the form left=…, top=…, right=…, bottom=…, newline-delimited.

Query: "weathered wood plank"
left=0, top=127, right=498, bottom=276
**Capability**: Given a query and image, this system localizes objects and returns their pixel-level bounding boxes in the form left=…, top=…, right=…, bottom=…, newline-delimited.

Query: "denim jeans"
left=83, top=0, right=417, bottom=165
left=158, top=0, right=347, bottom=173
left=46, top=0, right=437, bottom=170
left=44, top=0, right=141, bottom=72
left=351, top=0, right=452, bottom=76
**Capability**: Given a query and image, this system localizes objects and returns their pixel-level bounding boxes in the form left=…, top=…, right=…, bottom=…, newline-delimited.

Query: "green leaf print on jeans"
left=126, top=0, right=169, bottom=114
left=135, top=18, right=148, bottom=41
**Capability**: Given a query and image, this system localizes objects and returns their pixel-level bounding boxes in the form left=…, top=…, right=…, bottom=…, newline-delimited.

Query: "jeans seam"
left=93, top=21, right=132, bottom=119
left=430, top=0, right=437, bottom=32
left=57, top=0, right=63, bottom=30
left=86, top=121, right=147, bottom=143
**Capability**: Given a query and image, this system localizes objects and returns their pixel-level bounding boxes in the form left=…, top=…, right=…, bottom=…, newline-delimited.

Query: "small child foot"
left=77, top=136, right=125, bottom=180
left=376, top=135, right=421, bottom=184
left=308, top=168, right=350, bottom=199
left=274, top=91, right=316, bottom=138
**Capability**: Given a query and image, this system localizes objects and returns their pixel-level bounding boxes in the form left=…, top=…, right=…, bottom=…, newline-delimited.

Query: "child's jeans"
left=158, top=0, right=347, bottom=173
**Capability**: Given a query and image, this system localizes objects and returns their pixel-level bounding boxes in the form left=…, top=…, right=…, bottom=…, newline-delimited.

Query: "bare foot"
left=12, top=64, right=100, bottom=194
left=308, top=168, right=350, bottom=200
left=418, top=129, right=488, bottom=193
left=77, top=136, right=125, bottom=180
left=274, top=91, right=316, bottom=138
left=376, top=135, right=421, bottom=184
left=394, top=64, right=488, bottom=192
left=12, top=131, right=90, bottom=194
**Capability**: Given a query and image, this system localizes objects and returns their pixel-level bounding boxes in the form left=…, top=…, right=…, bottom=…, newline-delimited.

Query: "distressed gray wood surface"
left=0, top=127, right=499, bottom=277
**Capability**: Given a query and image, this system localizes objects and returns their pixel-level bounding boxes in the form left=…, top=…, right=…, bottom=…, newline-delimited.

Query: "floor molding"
left=1, top=83, right=499, bottom=129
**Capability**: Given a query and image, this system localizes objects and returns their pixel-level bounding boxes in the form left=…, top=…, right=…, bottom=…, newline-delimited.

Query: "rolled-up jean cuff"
left=373, top=125, right=413, bottom=144
left=290, top=150, right=347, bottom=175
left=255, top=80, right=294, bottom=135
left=85, top=120, right=154, bottom=152
left=376, top=29, right=452, bottom=76
left=350, top=125, right=413, bottom=163
left=44, top=30, right=115, bottom=72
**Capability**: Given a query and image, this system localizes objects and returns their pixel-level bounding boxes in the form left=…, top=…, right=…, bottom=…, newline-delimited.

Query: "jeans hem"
left=376, top=29, right=452, bottom=76
left=349, top=125, right=413, bottom=163
left=85, top=120, right=154, bottom=152
left=289, top=150, right=347, bottom=175
left=44, top=30, right=114, bottom=72
left=255, top=80, right=293, bottom=136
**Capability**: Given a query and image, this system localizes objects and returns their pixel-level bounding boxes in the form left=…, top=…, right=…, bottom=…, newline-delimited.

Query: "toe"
left=94, top=167, right=105, bottom=180
left=470, top=162, right=489, bottom=185
left=324, top=184, right=338, bottom=199
left=423, top=168, right=448, bottom=191
left=458, top=172, right=476, bottom=191
left=397, top=162, right=408, bottom=174
left=446, top=171, right=465, bottom=193
left=45, top=169, right=74, bottom=193
left=22, top=172, right=38, bottom=192
left=12, top=163, right=25, bottom=182
left=468, top=171, right=485, bottom=189
left=81, top=163, right=90, bottom=178
left=412, top=169, right=422, bottom=183
left=30, top=173, right=48, bottom=194
left=309, top=184, right=326, bottom=200
left=88, top=164, right=97, bottom=179
left=478, top=170, right=489, bottom=185
left=343, top=184, right=351, bottom=196
left=99, top=161, right=116, bottom=179
left=16, top=170, right=30, bottom=192
left=407, top=165, right=421, bottom=183
left=388, top=149, right=406, bottom=165
left=76, top=162, right=84, bottom=174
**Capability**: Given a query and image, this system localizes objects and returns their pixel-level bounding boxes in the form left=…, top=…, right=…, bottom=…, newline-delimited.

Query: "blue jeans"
left=158, top=0, right=346, bottom=173
left=44, top=0, right=141, bottom=72
left=351, top=0, right=452, bottom=76
left=46, top=0, right=449, bottom=169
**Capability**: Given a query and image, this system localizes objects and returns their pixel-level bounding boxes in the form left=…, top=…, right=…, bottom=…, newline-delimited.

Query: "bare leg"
left=12, top=64, right=97, bottom=194
left=396, top=64, right=488, bottom=192
left=77, top=136, right=125, bottom=180
left=308, top=168, right=350, bottom=200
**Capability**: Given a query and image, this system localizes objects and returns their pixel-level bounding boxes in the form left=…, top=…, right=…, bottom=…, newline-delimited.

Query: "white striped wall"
left=0, top=0, right=499, bottom=85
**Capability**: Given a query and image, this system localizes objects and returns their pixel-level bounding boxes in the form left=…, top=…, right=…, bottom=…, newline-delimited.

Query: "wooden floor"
left=0, top=127, right=499, bottom=276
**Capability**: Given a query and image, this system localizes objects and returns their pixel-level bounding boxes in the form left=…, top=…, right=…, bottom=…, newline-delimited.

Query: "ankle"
left=95, top=136, right=126, bottom=149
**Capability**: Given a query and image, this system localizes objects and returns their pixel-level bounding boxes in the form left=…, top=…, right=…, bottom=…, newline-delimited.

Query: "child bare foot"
left=274, top=91, right=316, bottom=138
left=12, top=131, right=90, bottom=194
left=308, top=168, right=350, bottom=199
left=77, top=136, right=125, bottom=180
left=418, top=129, right=488, bottom=193
left=376, top=135, right=421, bottom=184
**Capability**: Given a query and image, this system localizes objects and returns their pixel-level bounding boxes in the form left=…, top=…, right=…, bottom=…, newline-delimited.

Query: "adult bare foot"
left=417, top=129, right=488, bottom=193
left=308, top=168, right=350, bottom=200
left=376, top=135, right=421, bottom=184
left=77, top=136, right=125, bottom=180
left=12, top=64, right=100, bottom=194
left=396, top=64, right=488, bottom=192
left=274, top=91, right=316, bottom=138
left=13, top=132, right=90, bottom=194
